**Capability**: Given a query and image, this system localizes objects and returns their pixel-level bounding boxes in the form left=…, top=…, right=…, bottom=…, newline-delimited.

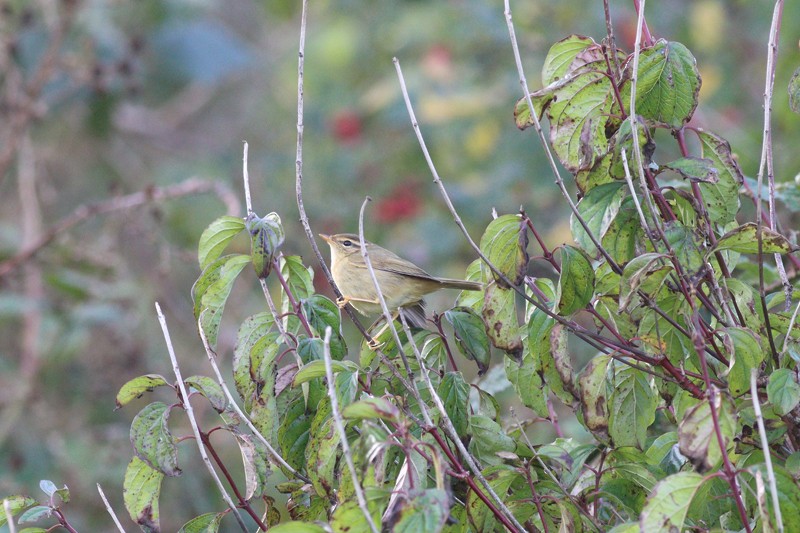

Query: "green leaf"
left=659, top=157, right=719, bottom=183
left=696, top=130, right=743, bottom=224
left=440, top=372, right=470, bottom=438
left=479, top=214, right=528, bottom=286
left=245, top=211, right=285, bottom=278
left=387, top=489, right=449, bottom=532
left=116, top=374, right=170, bottom=409
left=620, top=40, right=701, bottom=128
left=639, top=472, right=704, bottom=531
left=546, top=323, right=577, bottom=404
left=506, top=338, right=548, bottom=417
left=269, top=522, right=328, bottom=533
left=130, top=402, right=180, bottom=477
left=637, top=293, right=692, bottom=365
left=330, top=500, right=382, bottom=533
left=790, top=66, right=800, bottom=114
left=293, top=359, right=358, bottom=386
left=663, top=223, right=703, bottom=273
left=192, top=254, right=251, bottom=348
left=743, top=464, right=800, bottom=532
left=517, top=43, right=619, bottom=172
left=279, top=397, right=312, bottom=471
left=0, top=495, right=36, bottom=526
left=184, top=375, right=227, bottom=413
left=541, top=35, right=596, bottom=86
left=281, top=255, right=315, bottom=302
left=301, top=295, right=346, bottom=359
left=445, top=307, right=491, bottom=374
left=721, top=327, right=764, bottom=396
left=198, top=216, right=245, bottom=270
left=608, top=362, right=657, bottom=449
left=468, top=415, right=516, bottom=466
left=233, top=313, right=278, bottom=402
left=178, top=512, right=225, bottom=533
left=18, top=505, right=52, bottom=524
left=678, top=394, right=734, bottom=472
left=557, top=245, right=595, bottom=316
left=578, top=354, right=611, bottom=442
left=39, top=480, right=57, bottom=497
left=306, top=417, right=340, bottom=499
left=466, top=465, right=528, bottom=531
left=342, top=397, right=401, bottom=422
left=38, top=480, right=68, bottom=504
left=571, top=182, right=627, bottom=256
left=768, top=369, right=800, bottom=415
left=601, top=200, right=643, bottom=265
left=482, top=283, right=522, bottom=359
left=231, top=432, right=271, bottom=500
left=712, top=222, right=794, bottom=255
left=123, top=456, right=163, bottom=532
left=618, top=253, right=671, bottom=312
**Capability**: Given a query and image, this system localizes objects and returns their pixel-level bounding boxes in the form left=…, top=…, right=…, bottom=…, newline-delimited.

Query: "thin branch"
left=689, top=314, right=752, bottom=533
left=154, top=303, right=249, bottom=532
left=0, top=177, right=238, bottom=278
left=782, top=299, right=800, bottom=355
left=96, top=484, right=125, bottom=533
left=290, top=0, right=392, bottom=354
left=197, top=316, right=310, bottom=483
left=750, top=369, right=784, bottom=533
left=322, top=327, right=379, bottom=533
left=242, top=141, right=253, bottom=215
left=502, top=1, right=622, bottom=275
left=3, top=499, right=17, bottom=533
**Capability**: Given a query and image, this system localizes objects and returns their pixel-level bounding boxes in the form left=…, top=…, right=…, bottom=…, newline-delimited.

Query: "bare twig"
left=782, top=299, right=800, bottom=355
left=242, top=141, right=253, bottom=215
left=750, top=369, right=784, bottom=532
left=96, top=484, right=126, bottom=533
left=3, top=499, right=17, bottom=533
left=754, top=0, right=785, bottom=365
left=322, top=327, right=379, bottom=533
left=502, top=0, right=622, bottom=275
left=0, top=177, right=238, bottom=278
left=155, top=303, right=249, bottom=532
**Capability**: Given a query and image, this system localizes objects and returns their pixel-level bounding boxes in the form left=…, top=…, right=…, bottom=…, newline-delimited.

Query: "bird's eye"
left=342, top=240, right=352, bottom=247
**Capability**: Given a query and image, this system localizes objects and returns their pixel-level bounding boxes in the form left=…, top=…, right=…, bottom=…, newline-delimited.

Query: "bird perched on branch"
left=320, top=233, right=482, bottom=346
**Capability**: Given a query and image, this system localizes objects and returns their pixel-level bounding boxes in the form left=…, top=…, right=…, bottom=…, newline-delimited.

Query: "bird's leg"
left=335, top=295, right=380, bottom=309
left=368, top=312, right=399, bottom=350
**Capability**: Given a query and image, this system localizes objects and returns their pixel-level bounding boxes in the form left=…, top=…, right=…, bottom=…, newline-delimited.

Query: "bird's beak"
left=319, top=233, right=332, bottom=244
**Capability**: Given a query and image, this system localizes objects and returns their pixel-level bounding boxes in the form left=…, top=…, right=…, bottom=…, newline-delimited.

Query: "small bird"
left=320, top=233, right=482, bottom=343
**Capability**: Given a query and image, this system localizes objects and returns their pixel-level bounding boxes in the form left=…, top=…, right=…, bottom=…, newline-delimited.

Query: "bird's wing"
left=372, top=253, right=438, bottom=281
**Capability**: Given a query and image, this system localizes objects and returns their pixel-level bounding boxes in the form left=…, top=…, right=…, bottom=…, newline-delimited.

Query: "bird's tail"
left=436, top=278, right=483, bottom=291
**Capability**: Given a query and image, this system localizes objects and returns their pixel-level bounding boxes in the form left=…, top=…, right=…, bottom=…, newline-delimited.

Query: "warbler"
left=320, top=233, right=482, bottom=343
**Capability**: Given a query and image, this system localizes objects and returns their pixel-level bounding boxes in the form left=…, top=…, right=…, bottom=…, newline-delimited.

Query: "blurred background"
left=1, top=0, right=799, bottom=529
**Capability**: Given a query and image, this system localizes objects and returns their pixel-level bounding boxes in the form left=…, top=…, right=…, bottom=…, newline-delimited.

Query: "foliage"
left=4, top=0, right=800, bottom=532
